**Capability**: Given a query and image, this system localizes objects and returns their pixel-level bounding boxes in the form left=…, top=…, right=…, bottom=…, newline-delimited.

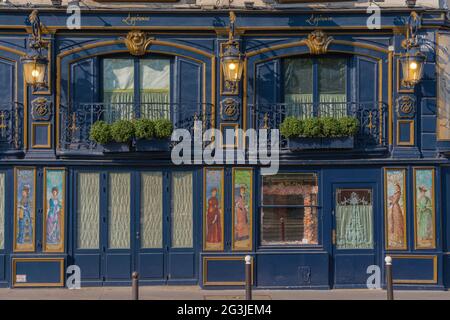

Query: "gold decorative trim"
left=12, top=257, right=65, bottom=288
left=13, top=167, right=37, bottom=253
left=390, top=255, right=438, bottom=284
left=413, top=167, right=436, bottom=250
left=203, top=256, right=254, bottom=286
left=43, top=168, right=66, bottom=253
left=396, top=119, right=415, bottom=146
left=305, top=30, right=333, bottom=55
left=31, top=122, right=51, bottom=149
left=219, top=123, right=240, bottom=149
left=123, top=30, right=155, bottom=56
left=231, top=168, right=253, bottom=252
left=384, top=167, right=408, bottom=251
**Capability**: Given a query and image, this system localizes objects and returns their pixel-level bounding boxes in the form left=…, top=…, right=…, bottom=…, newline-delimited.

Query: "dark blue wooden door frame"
left=331, top=181, right=380, bottom=288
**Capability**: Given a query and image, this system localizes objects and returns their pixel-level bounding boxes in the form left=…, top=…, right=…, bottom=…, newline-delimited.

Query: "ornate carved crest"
left=31, top=97, right=51, bottom=121
left=123, top=30, right=154, bottom=56
left=396, top=95, right=416, bottom=118
left=220, top=98, right=239, bottom=121
left=305, top=30, right=333, bottom=55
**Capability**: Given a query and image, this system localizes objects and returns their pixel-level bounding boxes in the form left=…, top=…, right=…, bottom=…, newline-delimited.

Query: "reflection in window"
left=284, top=57, right=347, bottom=118
left=261, top=173, right=318, bottom=245
left=335, top=189, right=373, bottom=249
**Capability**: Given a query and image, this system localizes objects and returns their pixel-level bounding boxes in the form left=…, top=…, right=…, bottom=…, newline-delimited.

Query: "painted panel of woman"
left=206, top=188, right=222, bottom=243
left=388, top=182, right=405, bottom=247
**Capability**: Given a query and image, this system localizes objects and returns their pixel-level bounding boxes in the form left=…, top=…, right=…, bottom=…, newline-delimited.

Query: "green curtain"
left=336, top=204, right=373, bottom=249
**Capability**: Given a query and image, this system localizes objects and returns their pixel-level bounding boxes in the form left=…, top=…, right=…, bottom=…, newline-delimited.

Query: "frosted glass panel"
left=141, top=172, right=163, bottom=248
left=0, top=174, right=4, bottom=250
left=108, top=173, right=131, bottom=249
left=77, top=173, right=100, bottom=249
left=172, top=172, right=193, bottom=248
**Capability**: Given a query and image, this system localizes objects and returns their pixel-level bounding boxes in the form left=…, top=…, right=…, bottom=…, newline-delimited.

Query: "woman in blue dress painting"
left=46, top=187, right=61, bottom=244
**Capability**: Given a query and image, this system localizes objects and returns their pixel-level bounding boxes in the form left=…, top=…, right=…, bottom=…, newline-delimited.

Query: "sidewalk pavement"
left=0, top=286, right=449, bottom=300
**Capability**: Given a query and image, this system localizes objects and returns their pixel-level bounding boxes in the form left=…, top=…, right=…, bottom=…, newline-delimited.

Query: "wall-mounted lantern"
left=399, top=11, right=425, bottom=87
left=21, top=10, right=49, bottom=88
left=220, top=11, right=245, bottom=93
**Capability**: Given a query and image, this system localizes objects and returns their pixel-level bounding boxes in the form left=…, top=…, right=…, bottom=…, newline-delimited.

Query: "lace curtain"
left=336, top=190, right=373, bottom=249
left=103, top=59, right=170, bottom=122
left=172, top=172, right=193, bottom=248
left=0, top=174, right=4, bottom=250
left=141, top=172, right=163, bottom=249
left=108, top=173, right=131, bottom=249
left=284, top=58, right=347, bottom=118
left=77, top=173, right=100, bottom=249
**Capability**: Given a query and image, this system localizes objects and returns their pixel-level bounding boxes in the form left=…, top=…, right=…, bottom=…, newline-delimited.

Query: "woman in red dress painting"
left=235, top=185, right=250, bottom=241
left=207, top=188, right=222, bottom=244
left=388, top=182, right=405, bottom=247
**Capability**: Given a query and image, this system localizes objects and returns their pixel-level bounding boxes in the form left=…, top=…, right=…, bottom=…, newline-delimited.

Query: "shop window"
left=140, top=172, right=163, bottom=249
left=102, top=58, right=170, bottom=122
left=108, top=173, right=131, bottom=249
left=284, top=57, right=348, bottom=118
left=0, top=173, right=4, bottom=250
left=171, top=172, right=193, bottom=248
left=335, top=188, right=373, bottom=249
left=77, top=172, right=100, bottom=249
left=261, top=173, right=319, bottom=245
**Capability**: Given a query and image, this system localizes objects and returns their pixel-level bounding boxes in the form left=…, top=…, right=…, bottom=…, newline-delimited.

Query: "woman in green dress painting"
left=417, top=186, right=433, bottom=245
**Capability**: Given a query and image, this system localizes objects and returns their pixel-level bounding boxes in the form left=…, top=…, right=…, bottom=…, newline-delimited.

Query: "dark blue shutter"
left=0, top=58, right=14, bottom=103
left=70, top=57, right=99, bottom=105
left=356, top=57, right=378, bottom=104
left=255, top=59, right=281, bottom=106
left=176, top=57, right=202, bottom=114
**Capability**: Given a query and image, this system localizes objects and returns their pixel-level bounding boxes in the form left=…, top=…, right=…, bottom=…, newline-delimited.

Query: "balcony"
left=58, top=102, right=212, bottom=156
left=0, top=102, right=23, bottom=157
left=250, top=102, right=388, bottom=153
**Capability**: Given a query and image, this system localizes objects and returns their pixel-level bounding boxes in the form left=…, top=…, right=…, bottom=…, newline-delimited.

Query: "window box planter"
left=287, top=136, right=354, bottom=150
left=135, top=139, right=170, bottom=152
left=102, top=142, right=131, bottom=153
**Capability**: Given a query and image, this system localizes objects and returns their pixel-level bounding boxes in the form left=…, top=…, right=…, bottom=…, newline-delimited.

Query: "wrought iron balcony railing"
left=59, top=102, right=213, bottom=153
left=0, top=102, right=23, bottom=152
left=249, top=102, right=388, bottom=150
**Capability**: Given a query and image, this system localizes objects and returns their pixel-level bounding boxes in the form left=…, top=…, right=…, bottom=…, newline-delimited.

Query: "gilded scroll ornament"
left=305, top=30, right=333, bottom=55
left=123, top=30, right=154, bottom=56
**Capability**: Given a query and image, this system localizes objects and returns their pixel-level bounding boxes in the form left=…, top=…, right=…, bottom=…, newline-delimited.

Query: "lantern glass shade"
left=221, top=43, right=244, bottom=84
left=22, top=56, right=48, bottom=86
left=399, top=50, right=425, bottom=87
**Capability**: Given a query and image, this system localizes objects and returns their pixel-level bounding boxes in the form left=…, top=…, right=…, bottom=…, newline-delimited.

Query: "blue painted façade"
left=0, top=5, right=449, bottom=289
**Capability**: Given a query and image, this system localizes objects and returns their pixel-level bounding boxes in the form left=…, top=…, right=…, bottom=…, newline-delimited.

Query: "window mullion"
left=134, top=58, right=141, bottom=118
left=313, top=58, right=319, bottom=116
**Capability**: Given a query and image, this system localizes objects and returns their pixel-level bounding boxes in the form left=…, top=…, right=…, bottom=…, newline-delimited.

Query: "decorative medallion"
left=220, top=98, right=240, bottom=121
left=396, top=95, right=416, bottom=118
left=123, top=30, right=154, bottom=56
left=305, top=30, right=333, bottom=55
left=31, top=97, right=51, bottom=121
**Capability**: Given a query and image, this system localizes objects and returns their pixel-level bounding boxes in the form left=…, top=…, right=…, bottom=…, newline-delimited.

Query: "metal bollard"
left=132, top=271, right=139, bottom=300
left=385, top=256, right=394, bottom=300
left=245, top=255, right=252, bottom=301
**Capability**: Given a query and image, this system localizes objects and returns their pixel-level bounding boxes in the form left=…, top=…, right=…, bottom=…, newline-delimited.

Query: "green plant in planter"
left=280, top=116, right=303, bottom=138
left=321, top=117, right=341, bottom=137
left=339, top=117, right=359, bottom=136
left=134, top=118, right=155, bottom=140
left=89, top=121, right=112, bottom=145
left=154, top=119, right=174, bottom=139
left=110, top=119, right=135, bottom=143
left=302, top=117, right=323, bottom=138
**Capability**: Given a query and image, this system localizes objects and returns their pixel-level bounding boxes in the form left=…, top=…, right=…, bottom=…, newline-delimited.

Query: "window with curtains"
left=335, top=188, right=373, bottom=249
left=284, top=57, right=348, bottom=118
left=261, top=173, right=319, bottom=246
left=103, top=58, right=171, bottom=122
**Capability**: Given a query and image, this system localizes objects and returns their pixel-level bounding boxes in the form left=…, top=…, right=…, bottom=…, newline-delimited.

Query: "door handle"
left=332, top=229, right=336, bottom=245
left=136, top=232, right=140, bottom=240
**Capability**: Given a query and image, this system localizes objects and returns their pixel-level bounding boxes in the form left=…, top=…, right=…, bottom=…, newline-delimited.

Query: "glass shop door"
left=332, top=185, right=378, bottom=288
